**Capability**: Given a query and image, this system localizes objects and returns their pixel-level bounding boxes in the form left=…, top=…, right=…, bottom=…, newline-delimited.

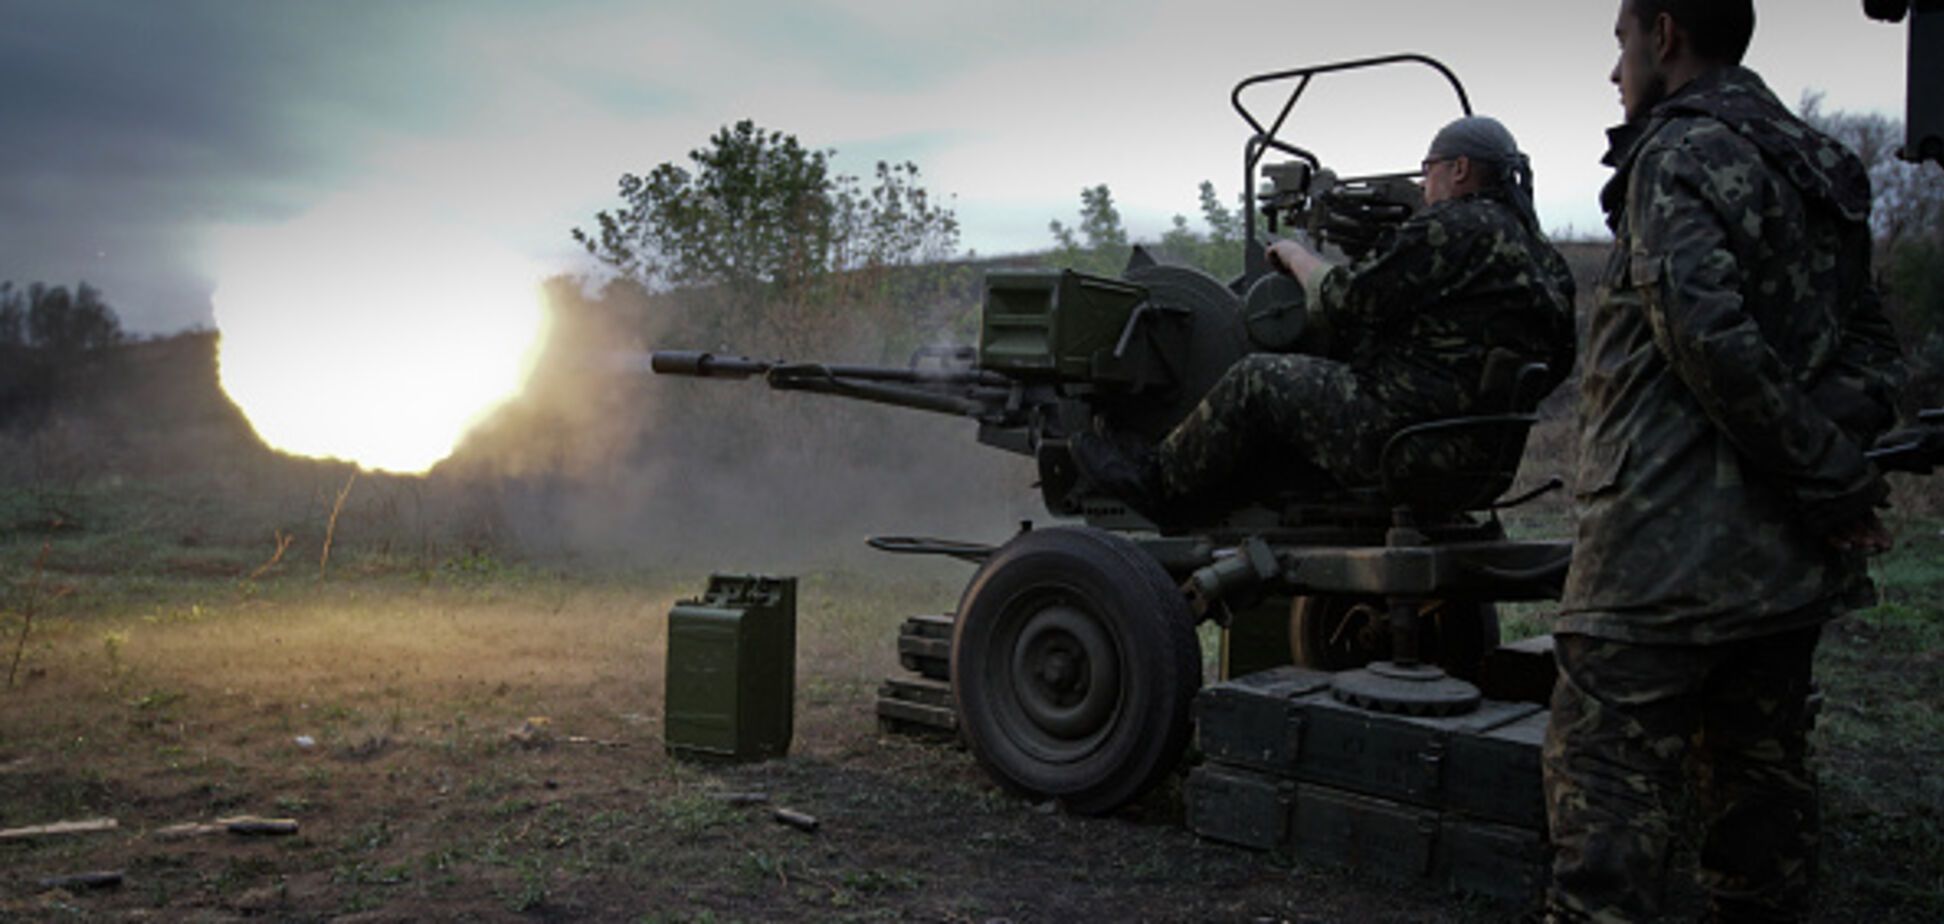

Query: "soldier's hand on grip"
left=1825, top=511, right=1894, bottom=556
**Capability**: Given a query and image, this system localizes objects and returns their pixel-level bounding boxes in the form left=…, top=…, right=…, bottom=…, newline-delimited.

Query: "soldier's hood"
left=1600, top=67, right=1871, bottom=226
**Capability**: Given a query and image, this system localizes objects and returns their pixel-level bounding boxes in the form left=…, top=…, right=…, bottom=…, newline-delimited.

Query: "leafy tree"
left=1158, top=214, right=1202, bottom=263
left=1048, top=184, right=1130, bottom=276
left=1174, top=181, right=1246, bottom=281
left=0, top=289, right=19, bottom=347
left=0, top=281, right=125, bottom=427
left=1196, top=180, right=1243, bottom=246
left=33, top=284, right=122, bottom=357
left=832, top=160, right=962, bottom=273
left=1048, top=181, right=1246, bottom=282
left=575, top=120, right=836, bottom=295
left=820, top=160, right=970, bottom=360
left=574, top=120, right=964, bottom=357
left=0, top=282, right=121, bottom=355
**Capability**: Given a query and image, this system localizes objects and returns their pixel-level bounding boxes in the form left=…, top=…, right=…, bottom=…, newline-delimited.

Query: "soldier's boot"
left=1068, top=430, right=1182, bottom=526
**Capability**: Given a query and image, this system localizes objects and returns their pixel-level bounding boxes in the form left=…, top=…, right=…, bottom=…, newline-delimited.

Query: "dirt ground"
left=2, top=555, right=1940, bottom=923
left=0, top=566, right=1535, bottom=923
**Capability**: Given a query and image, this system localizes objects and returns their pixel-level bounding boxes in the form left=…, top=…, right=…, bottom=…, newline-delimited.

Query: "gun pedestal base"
left=1332, top=661, right=1481, bottom=716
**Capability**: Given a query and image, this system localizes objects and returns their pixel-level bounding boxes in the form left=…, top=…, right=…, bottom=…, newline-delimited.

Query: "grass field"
left=0, top=458, right=1940, bottom=921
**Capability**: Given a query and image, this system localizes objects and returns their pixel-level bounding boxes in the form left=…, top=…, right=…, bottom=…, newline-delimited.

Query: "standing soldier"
left=1547, top=2, right=1907, bottom=921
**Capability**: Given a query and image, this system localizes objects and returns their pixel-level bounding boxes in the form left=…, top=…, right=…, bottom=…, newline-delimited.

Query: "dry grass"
left=2, top=560, right=1487, bottom=923
left=0, top=564, right=952, bottom=761
left=4, top=535, right=1929, bottom=922
left=0, top=444, right=1521, bottom=923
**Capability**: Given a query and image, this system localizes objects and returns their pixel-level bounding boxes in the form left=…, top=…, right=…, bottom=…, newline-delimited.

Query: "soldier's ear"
left=1651, top=11, right=1679, bottom=63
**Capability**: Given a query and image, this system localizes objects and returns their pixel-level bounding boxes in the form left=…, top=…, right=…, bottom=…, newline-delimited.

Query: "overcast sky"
left=0, top=0, right=1913, bottom=334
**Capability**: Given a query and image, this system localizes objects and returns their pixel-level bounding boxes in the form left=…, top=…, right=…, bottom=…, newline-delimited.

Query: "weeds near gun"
left=6, top=541, right=63, bottom=689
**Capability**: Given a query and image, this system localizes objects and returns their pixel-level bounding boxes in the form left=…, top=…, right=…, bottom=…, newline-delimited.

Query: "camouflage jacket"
left=1558, top=67, right=1907, bottom=645
left=1313, top=187, right=1577, bottom=428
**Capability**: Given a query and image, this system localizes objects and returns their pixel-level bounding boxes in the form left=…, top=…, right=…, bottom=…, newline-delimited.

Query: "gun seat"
left=1319, top=355, right=1553, bottom=519
left=1063, top=356, right=1557, bottom=535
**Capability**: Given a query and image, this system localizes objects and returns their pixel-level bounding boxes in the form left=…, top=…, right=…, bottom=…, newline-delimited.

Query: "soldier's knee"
left=1204, top=354, right=1294, bottom=409
left=1227, top=353, right=1289, bottom=383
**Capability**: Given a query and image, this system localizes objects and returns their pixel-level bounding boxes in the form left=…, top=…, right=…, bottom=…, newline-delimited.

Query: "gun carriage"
left=653, top=52, right=1944, bottom=881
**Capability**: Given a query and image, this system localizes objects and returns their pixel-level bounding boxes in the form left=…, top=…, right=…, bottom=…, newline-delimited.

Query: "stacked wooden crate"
left=1187, top=666, right=1550, bottom=902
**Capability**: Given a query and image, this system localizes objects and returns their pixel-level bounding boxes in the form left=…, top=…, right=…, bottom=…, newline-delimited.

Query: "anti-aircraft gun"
left=653, top=49, right=1944, bottom=860
left=654, top=56, right=1574, bottom=820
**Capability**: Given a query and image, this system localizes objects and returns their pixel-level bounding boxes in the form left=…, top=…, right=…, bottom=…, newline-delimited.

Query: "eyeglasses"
left=1420, top=157, right=1453, bottom=173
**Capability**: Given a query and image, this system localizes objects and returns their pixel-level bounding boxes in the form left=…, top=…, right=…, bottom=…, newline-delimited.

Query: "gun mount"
left=657, top=264, right=1258, bottom=522
left=650, top=52, right=1944, bottom=875
left=1235, top=54, right=1470, bottom=266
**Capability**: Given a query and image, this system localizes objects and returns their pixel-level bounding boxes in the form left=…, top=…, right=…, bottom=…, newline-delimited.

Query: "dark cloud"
left=0, top=0, right=477, bottom=332
left=0, top=0, right=1168, bottom=333
left=0, top=0, right=1063, bottom=333
left=691, top=2, right=1140, bottom=95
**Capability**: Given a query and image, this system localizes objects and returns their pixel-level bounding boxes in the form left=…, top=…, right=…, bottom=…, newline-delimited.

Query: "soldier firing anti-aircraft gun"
left=652, top=49, right=1944, bottom=824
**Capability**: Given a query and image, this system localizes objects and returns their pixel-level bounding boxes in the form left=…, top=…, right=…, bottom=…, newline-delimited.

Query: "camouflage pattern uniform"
left=1546, top=67, right=1905, bottom=923
left=1156, top=187, right=1576, bottom=500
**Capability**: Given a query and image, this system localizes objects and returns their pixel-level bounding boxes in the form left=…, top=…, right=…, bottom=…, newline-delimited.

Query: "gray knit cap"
left=1425, top=115, right=1537, bottom=230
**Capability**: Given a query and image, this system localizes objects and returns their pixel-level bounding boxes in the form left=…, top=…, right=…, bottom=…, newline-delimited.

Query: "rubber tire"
left=1287, top=595, right=1500, bottom=682
left=951, top=526, right=1201, bottom=815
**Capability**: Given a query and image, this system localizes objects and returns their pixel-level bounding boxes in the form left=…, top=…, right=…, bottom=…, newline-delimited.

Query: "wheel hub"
left=1039, top=651, right=1077, bottom=688
left=1007, top=603, right=1121, bottom=744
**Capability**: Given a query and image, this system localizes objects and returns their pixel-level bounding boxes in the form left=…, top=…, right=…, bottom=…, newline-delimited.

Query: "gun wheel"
left=952, top=526, right=1201, bottom=816
left=1288, top=595, right=1499, bottom=681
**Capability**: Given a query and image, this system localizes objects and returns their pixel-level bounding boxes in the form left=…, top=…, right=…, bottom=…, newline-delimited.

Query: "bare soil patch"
left=1, top=546, right=1937, bottom=922
left=0, top=572, right=1502, bottom=923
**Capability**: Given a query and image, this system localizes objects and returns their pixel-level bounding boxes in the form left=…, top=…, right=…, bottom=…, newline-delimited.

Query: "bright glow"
left=210, top=196, right=552, bottom=474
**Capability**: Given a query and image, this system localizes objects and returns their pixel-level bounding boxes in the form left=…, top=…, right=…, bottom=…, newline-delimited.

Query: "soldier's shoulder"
left=1633, top=114, right=1775, bottom=207
left=1417, top=194, right=1515, bottom=239
left=1424, top=194, right=1500, bottom=219
left=1640, top=113, right=1759, bottom=168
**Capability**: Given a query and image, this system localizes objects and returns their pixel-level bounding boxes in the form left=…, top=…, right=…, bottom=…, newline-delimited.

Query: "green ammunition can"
left=979, top=270, right=1149, bottom=384
left=664, top=574, right=797, bottom=763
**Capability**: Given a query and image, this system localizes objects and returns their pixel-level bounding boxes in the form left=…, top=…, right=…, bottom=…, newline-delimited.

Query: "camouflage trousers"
left=1542, top=625, right=1824, bottom=923
left=1155, top=353, right=1390, bottom=501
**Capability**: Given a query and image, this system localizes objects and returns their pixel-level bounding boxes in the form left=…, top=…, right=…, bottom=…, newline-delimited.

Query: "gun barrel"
left=645, top=348, right=1029, bottom=426
left=648, top=350, right=1011, bottom=387
left=649, top=350, right=769, bottom=380
left=1866, top=408, right=1944, bottom=474
left=766, top=366, right=997, bottom=417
